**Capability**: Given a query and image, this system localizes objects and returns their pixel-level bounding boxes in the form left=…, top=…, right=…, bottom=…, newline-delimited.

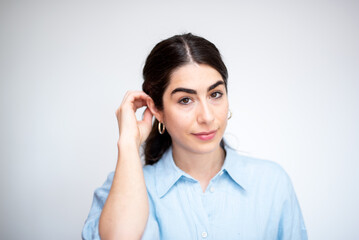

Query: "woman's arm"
left=99, top=91, right=154, bottom=240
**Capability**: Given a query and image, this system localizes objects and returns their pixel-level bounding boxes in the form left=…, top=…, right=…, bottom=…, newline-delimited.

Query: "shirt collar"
left=155, top=147, right=186, bottom=198
left=155, top=146, right=249, bottom=198
left=221, top=146, right=249, bottom=191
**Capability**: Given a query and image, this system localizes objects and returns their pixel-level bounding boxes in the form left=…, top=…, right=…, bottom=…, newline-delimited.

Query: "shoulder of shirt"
left=141, top=148, right=285, bottom=172
left=227, top=147, right=287, bottom=174
left=224, top=147, right=292, bottom=190
left=143, top=163, right=156, bottom=176
left=142, top=163, right=157, bottom=187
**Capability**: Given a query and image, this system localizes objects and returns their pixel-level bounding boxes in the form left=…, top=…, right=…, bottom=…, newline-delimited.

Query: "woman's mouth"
left=192, top=130, right=217, bottom=141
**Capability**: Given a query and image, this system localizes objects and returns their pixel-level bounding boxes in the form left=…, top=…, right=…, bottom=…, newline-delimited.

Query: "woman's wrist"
left=117, top=137, right=140, bottom=151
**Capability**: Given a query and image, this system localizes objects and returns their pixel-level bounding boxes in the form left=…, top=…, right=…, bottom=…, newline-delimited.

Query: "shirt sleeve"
left=81, top=172, right=114, bottom=240
left=81, top=171, right=160, bottom=240
left=141, top=192, right=160, bottom=239
left=277, top=170, right=308, bottom=240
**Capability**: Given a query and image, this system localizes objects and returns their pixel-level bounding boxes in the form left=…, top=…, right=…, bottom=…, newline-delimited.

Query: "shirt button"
left=209, top=187, right=215, bottom=193
left=202, top=231, right=208, bottom=238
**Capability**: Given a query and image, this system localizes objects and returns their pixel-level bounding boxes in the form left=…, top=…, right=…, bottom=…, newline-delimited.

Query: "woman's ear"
left=146, top=97, right=164, bottom=123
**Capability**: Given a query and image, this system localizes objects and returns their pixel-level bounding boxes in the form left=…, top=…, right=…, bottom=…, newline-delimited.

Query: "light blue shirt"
left=82, top=147, right=307, bottom=239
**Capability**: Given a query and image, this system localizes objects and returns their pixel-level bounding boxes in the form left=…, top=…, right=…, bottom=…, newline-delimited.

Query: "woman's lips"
left=192, top=130, right=217, bottom=141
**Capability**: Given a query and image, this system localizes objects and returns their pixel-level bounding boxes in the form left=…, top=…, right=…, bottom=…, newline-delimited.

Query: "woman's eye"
left=179, top=97, right=192, bottom=105
left=211, top=91, right=223, bottom=99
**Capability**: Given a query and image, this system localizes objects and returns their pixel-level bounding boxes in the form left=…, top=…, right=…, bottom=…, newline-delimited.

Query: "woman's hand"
left=116, top=91, right=154, bottom=148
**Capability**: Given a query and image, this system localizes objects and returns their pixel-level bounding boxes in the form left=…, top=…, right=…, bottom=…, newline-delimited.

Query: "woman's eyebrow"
left=208, top=80, right=224, bottom=91
left=171, top=88, right=197, bottom=95
left=171, top=80, right=224, bottom=96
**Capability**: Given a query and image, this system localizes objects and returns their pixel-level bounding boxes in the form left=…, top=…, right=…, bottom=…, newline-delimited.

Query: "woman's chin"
left=173, top=137, right=223, bottom=156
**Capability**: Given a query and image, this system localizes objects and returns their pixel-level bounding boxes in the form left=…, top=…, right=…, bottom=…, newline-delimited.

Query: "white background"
left=1, top=0, right=358, bottom=239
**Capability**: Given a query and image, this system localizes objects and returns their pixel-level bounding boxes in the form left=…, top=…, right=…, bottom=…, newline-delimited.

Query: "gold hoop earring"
left=228, top=109, right=232, bottom=120
left=158, top=122, right=166, bottom=134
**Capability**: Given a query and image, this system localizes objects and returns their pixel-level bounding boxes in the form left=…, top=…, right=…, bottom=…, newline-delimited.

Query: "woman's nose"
left=197, top=101, right=215, bottom=124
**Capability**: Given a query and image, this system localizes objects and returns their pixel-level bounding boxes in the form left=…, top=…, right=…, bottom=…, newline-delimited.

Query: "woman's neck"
left=172, top=145, right=225, bottom=192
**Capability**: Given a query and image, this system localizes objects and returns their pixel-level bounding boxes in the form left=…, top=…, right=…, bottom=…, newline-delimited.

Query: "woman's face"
left=159, top=63, right=229, bottom=155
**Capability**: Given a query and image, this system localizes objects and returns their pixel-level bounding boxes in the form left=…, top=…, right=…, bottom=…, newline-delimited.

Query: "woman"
left=82, top=33, right=307, bottom=240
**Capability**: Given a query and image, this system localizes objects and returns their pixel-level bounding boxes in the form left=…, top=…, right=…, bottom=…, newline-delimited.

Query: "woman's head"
left=143, top=33, right=228, bottom=110
left=142, top=33, right=228, bottom=164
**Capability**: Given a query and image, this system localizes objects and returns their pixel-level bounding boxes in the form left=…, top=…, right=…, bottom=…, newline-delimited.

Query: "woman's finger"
left=132, top=98, right=148, bottom=111
left=121, top=91, right=151, bottom=112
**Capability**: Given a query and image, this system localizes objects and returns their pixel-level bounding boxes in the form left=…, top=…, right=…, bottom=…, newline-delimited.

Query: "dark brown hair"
left=142, top=33, right=228, bottom=165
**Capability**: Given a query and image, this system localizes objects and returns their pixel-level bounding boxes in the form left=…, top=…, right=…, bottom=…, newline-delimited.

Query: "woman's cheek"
left=173, top=110, right=193, bottom=128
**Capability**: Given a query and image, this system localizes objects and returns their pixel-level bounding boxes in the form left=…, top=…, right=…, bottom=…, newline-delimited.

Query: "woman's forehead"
left=167, top=64, right=223, bottom=90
